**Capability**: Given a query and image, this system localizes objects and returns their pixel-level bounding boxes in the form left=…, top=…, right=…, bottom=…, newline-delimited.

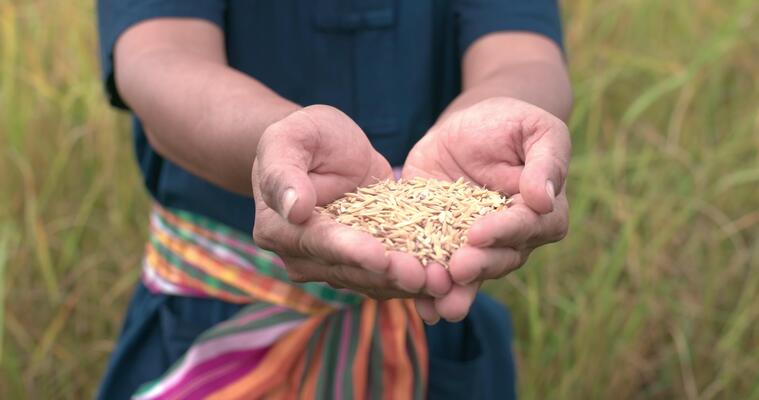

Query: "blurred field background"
left=1, top=0, right=757, bottom=398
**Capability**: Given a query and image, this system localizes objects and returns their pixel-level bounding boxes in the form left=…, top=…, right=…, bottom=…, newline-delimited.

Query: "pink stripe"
left=156, top=213, right=285, bottom=275
left=334, top=309, right=353, bottom=400
left=142, top=320, right=302, bottom=396
left=141, top=265, right=211, bottom=298
left=153, top=210, right=287, bottom=270
left=214, top=305, right=288, bottom=330
left=154, top=348, right=270, bottom=399
left=217, top=234, right=261, bottom=255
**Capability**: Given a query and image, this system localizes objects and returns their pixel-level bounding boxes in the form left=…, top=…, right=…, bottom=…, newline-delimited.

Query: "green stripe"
left=150, top=236, right=248, bottom=297
left=341, top=305, right=362, bottom=398
left=197, top=308, right=306, bottom=342
left=156, top=211, right=363, bottom=306
left=169, top=207, right=252, bottom=243
left=314, top=313, right=343, bottom=400
left=297, top=282, right=364, bottom=306
left=406, top=330, right=424, bottom=400
left=156, top=211, right=287, bottom=281
left=298, top=323, right=326, bottom=397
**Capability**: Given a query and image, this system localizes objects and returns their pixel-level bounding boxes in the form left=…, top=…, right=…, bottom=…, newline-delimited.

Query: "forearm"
left=438, top=32, right=572, bottom=124
left=115, top=20, right=299, bottom=196
left=439, top=61, right=571, bottom=122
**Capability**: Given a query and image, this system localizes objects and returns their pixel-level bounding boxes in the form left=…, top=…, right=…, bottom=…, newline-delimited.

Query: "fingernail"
left=423, top=316, right=440, bottom=326
left=281, top=188, right=297, bottom=220
left=546, top=181, right=556, bottom=212
left=546, top=181, right=556, bottom=201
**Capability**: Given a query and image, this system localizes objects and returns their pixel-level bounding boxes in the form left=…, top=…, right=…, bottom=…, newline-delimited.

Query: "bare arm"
left=404, top=32, right=572, bottom=323
left=115, top=18, right=429, bottom=299
left=438, top=32, right=572, bottom=123
left=114, top=19, right=300, bottom=195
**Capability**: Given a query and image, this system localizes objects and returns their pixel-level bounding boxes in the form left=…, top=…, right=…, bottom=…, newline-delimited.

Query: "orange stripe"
left=151, top=228, right=333, bottom=315
left=146, top=247, right=251, bottom=303
left=149, top=205, right=427, bottom=399
left=155, top=205, right=237, bottom=247
left=403, top=299, right=429, bottom=396
left=298, top=325, right=327, bottom=399
left=155, top=205, right=282, bottom=266
left=261, top=385, right=287, bottom=400
left=380, top=300, right=412, bottom=400
left=207, top=315, right=327, bottom=400
left=155, top=228, right=325, bottom=313
left=285, top=338, right=310, bottom=399
left=351, top=300, right=377, bottom=399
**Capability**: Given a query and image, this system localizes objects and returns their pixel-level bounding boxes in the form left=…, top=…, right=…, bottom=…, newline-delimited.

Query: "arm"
left=403, top=32, right=572, bottom=323
left=114, top=19, right=299, bottom=195
left=113, top=18, right=429, bottom=298
left=439, top=32, right=572, bottom=123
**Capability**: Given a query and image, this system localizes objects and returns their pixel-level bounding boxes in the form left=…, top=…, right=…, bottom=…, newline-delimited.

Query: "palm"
left=402, top=111, right=524, bottom=195
left=403, top=98, right=570, bottom=214
left=401, top=98, right=572, bottom=323
left=251, top=105, right=430, bottom=298
left=253, top=105, right=393, bottom=225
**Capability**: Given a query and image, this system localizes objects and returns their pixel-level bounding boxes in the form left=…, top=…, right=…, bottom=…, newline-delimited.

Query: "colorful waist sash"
left=136, top=204, right=428, bottom=399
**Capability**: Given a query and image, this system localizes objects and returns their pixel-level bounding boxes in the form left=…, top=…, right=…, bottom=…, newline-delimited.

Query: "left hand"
left=402, top=97, right=571, bottom=323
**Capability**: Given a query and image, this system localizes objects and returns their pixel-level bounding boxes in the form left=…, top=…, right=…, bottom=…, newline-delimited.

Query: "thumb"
left=253, top=113, right=319, bottom=224
left=519, top=120, right=571, bottom=214
left=258, top=162, right=317, bottom=224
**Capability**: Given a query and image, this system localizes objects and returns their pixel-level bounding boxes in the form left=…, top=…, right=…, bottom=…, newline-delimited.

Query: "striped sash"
left=136, top=204, right=428, bottom=399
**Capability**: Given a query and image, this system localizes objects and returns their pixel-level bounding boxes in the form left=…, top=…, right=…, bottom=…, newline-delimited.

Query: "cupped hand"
left=402, top=97, right=571, bottom=322
left=252, top=105, right=428, bottom=299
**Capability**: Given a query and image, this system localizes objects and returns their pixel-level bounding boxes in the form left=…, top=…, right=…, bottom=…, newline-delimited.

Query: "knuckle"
left=258, top=167, right=286, bottom=208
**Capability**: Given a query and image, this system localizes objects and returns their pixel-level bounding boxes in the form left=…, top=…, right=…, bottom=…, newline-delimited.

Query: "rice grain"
left=317, top=177, right=513, bottom=269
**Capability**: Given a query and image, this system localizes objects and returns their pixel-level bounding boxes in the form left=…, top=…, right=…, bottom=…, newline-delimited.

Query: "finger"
left=414, top=298, right=440, bottom=325
left=284, top=257, right=388, bottom=289
left=467, top=195, right=568, bottom=249
left=434, top=282, right=480, bottom=323
left=387, top=251, right=426, bottom=293
left=520, top=117, right=571, bottom=214
left=448, top=246, right=525, bottom=285
left=298, top=217, right=391, bottom=272
left=467, top=201, right=537, bottom=248
left=285, top=257, right=425, bottom=299
left=424, top=262, right=452, bottom=298
left=255, top=112, right=319, bottom=224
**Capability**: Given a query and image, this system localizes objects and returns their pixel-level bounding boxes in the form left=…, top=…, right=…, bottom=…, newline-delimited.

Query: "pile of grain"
left=317, top=177, right=512, bottom=269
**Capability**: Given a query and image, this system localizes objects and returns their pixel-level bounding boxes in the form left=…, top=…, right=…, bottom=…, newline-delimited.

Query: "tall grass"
left=1, top=0, right=757, bottom=398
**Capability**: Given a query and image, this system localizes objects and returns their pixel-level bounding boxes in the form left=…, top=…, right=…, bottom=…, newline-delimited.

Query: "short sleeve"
left=454, top=0, right=564, bottom=59
left=97, top=0, right=226, bottom=109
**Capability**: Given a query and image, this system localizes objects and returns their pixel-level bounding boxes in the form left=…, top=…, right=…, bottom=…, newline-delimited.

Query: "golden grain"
left=317, top=177, right=511, bottom=268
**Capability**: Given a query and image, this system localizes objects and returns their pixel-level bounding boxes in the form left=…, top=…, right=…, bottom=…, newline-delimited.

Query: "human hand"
left=402, top=97, right=571, bottom=322
left=252, top=105, right=428, bottom=299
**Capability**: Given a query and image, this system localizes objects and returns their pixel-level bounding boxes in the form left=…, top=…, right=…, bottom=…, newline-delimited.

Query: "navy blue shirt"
left=98, top=0, right=563, bottom=233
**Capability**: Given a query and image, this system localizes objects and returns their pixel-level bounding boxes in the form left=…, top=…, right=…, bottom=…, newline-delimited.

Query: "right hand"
left=252, top=105, right=431, bottom=299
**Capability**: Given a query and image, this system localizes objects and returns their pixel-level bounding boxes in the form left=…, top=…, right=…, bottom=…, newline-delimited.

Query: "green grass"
left=1, top=0, right=757, bottom=398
